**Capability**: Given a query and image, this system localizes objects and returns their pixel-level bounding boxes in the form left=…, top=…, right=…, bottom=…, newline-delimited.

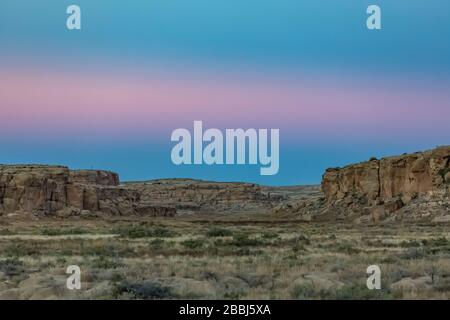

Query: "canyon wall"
left=0, top=166, right=280, bottom=217
left=1, top=146, right=448, bottom=221
left=0, top=165, right=175, bottom=218
left=321, top=146, right=450, bottom=221
left=322, top=146, right=449, bottom=203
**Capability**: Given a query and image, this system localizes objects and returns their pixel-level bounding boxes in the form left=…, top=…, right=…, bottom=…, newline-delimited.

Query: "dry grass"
left=0, top=215, right=449, bottom=299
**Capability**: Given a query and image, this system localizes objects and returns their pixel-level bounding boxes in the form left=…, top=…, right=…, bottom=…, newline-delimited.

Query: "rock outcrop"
left=322, top=146, right=450, bottom=204
left=1, top=146, right=448, bottom=221
left=69, top=170, right=120, bottom=186
left=320, top=146, right=450, bottom=222
left=0, top=166, right=288, bottom=218
left=0, top=165, right=175, bottom=218
left=125, top=179, right=284, bottom=214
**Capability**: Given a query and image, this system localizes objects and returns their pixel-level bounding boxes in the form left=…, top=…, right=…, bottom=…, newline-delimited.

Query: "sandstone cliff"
left=320, top=146, right=450, bottom=222
left=0, top=165, right=175, bottom=218
left=1, top=146, right=448, bottom=222
left=322, top=146, right=450, bottom=203
left=0, top=166, right=287, bottom=218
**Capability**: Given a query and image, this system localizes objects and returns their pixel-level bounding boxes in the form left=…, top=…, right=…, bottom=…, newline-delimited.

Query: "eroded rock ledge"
left=0, top=166, right=283, bottom=218
left=125, top=179, right=284, bottom=215
left=1, top=146, right=448, bottom=221
left=320, top=146, right=450, bottom=222
left=0, top=165, right=175, bottom=218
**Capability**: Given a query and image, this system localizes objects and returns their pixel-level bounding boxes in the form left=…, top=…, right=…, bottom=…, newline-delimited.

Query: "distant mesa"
left=0, top=164, right=282, bottom=218
left=0, top=165, right=174, bottom=218
left=0, top=146, right=449, bottom=222
left=276, top=146, right=450, bottom=223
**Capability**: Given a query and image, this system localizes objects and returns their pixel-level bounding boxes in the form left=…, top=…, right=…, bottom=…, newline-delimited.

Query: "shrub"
left=331, top=285, right=392, bottom=300
left=438, top=168, right=450, bottom=182
left=91, top=256, right=124, bottom=269
left=290, top=283, right=316, bottom=299
left=40, top=228, right=88, bottom=236
left=0, top=229, right=16, bottom=236
left=401, top=247, right=426, bottom=260
left=399, top=240, right=421, bottom=248
left=230, top=234, right=263, bottom=247
left=261, top=232, right=279, bottom=239
left=115, top=280, right=171, bottom=300
left=115, top=226, right=177, bottom=238
left=296, top=234, right=311, bottom=244
left=181, top=239, right=205, bottom=249
left=0, top=258, right=25, bottom=276
left=4, top=242, right=40, bottom=256
left=424, top=237, right=448, bottom=247
left=83, top=242, right=136, bottom=258
left=206, top=227, right=233, bottom=237
left=291, top=283, right=392, bottom=300
left=335, top=243, right=360, bottom=254
left=151, top=227, right=178, bottom=238
left=149, top=238, right=165, bottom=247
left=292, top=244, right=307, bottom=253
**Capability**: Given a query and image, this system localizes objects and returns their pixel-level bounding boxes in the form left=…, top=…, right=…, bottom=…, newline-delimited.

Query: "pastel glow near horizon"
left=1, top=1, right=450, bottom=184
left=1, top=65, right=450, bottom=140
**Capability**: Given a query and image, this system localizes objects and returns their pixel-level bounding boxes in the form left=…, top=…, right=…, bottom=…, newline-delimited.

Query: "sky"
left=1, top=0, right=449, bottom=185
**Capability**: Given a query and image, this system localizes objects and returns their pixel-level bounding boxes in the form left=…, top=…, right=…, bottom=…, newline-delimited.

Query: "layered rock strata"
left=125, top=179, right=284, bottom=214
left=0, top=165, right=175, bottom=217
left=320, top=146, right=450, bottom=221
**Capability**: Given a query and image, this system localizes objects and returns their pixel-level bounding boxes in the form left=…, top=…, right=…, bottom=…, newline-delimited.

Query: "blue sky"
left=1, top=1, right=449, bottom=185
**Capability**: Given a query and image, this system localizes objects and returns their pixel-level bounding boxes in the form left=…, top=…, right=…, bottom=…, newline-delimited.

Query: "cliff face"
left=0, top=165, right=285, bottom=218
left=69, top=170, right=120, bottom=186
left=321, top=146, right=450, bottom=222
left=1, top=146, right=448, bottom=221
left=0, top=165, right=175, bottom=218
left=322, top=146, right=449, bottom=203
